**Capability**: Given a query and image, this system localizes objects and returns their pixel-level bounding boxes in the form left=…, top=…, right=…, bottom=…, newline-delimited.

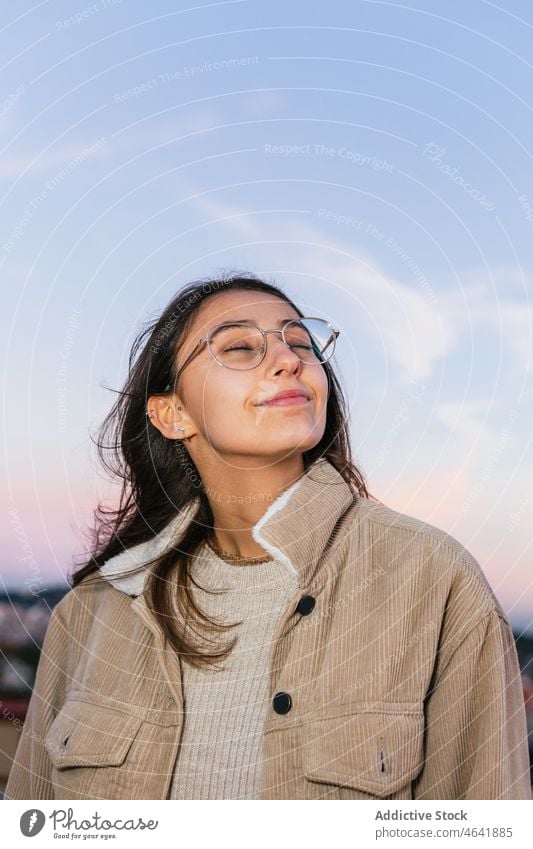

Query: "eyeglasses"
left=162, top=317, right=339, bottom=390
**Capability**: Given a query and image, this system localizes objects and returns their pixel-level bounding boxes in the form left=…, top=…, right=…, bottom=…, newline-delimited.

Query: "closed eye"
left=224, top=345, right=254, bottom=352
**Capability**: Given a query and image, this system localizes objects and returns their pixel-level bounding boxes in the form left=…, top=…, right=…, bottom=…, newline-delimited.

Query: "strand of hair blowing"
left=71, top=273, right=373, bottom=669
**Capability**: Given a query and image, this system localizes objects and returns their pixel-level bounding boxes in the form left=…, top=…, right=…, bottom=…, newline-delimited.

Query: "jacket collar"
left=98, top=457, right=356, bottom=595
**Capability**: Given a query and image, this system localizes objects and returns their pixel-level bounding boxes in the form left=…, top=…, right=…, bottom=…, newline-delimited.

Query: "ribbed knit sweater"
left=168, top=540, right=299, bottom=800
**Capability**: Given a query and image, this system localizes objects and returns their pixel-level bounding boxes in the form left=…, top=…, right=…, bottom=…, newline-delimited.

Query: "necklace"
left=205, top=536, right=273, bottom=565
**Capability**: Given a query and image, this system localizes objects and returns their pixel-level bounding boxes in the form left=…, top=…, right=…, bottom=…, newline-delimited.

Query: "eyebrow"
left=209, top=317, right=297, bottom=332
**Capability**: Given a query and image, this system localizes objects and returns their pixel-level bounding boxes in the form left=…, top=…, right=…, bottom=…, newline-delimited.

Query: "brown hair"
left=71, top=272, right=374, bottom=669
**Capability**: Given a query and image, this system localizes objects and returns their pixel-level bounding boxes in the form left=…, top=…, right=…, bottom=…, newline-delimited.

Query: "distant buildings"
left=0, top=587, right=68, bottom=699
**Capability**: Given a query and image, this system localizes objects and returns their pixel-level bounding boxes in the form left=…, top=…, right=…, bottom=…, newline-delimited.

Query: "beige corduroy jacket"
left=5, top=458, right=531, bottom=800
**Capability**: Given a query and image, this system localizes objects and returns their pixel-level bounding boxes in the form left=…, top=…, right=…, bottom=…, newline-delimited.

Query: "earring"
left=175, top=406, right=184, bottom=434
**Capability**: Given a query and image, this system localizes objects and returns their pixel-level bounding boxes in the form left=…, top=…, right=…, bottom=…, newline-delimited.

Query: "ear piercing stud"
left=146, top=406, right=182, bottom=418
left=145, top=407, right=186, bottom=436
left=174, top=406, right=185, bottom=433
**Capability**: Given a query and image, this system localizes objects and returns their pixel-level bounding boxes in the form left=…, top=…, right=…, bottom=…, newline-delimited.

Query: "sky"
left=1, top=0, right=532, bottom=631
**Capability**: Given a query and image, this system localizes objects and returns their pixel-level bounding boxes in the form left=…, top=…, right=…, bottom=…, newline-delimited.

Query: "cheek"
left=310, top=367, right=329, bottom=409
left=194, top=368, right=252, bottom=427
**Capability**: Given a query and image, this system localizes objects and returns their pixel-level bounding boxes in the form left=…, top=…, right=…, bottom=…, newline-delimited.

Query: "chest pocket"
left=45, top=699, right=143, bottom=770
left=44, top=696, right=182, bottom=799
left=300, top=704, right=425, bottom=799
left=44, top=698, right=152, bottom=800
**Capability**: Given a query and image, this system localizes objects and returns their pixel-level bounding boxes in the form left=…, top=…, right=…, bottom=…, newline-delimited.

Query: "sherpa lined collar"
left=98, top=457, right=356, bottom=595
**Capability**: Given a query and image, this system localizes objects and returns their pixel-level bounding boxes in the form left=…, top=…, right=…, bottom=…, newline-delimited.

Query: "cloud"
left=242, top=90, right=286, bottom=117
left=441, top=266, right=533, bottom=374
left=184, top=192, right=533, bottom=392
left=0, top=107, right=220, bottom=181
left=499, top=302, right=533, bottom=374
left=435, top=399, right=492, bottom=440
left=186, top=192, right=469, bottom=382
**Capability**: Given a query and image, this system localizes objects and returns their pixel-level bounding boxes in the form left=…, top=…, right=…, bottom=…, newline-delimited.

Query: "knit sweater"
left=168, top=540, right=299, bottom=800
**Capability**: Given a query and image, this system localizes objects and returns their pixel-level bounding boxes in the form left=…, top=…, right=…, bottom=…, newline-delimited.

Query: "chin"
left=238, top=422, right=323, bottom=455
left=265, top=436, right=321, bottom=456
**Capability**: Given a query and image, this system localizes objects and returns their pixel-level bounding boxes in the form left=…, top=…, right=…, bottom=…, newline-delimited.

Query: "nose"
left=264, top=330, right=302, bottom=372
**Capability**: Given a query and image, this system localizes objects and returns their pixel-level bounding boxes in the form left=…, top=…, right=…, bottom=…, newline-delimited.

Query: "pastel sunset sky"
left=1, top=0, right=532, bottom=632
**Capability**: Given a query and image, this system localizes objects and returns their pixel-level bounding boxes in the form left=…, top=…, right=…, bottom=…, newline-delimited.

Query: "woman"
left=5, top=273, right=530, bottom=800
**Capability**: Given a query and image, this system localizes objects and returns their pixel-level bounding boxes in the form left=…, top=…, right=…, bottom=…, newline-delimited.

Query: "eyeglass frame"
left=161, top=317, right=340, bottom=392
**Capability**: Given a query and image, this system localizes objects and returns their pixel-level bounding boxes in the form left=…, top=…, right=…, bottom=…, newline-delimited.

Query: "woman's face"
left=173, top=290, right=329, bottom=466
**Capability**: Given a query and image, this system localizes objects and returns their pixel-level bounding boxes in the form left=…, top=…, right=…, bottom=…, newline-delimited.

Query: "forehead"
left=190, top=290, right=300, bottom=335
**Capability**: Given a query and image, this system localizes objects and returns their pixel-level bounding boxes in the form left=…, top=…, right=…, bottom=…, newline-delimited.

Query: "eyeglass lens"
left=208, top=319, right=335, bottom=369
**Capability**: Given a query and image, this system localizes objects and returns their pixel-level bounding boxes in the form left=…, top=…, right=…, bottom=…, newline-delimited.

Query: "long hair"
left=71, top=272, right=374, bottom=669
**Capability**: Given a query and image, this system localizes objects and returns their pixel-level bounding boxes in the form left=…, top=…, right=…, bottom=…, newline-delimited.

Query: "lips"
left=259, top=389, right=310, bottom=405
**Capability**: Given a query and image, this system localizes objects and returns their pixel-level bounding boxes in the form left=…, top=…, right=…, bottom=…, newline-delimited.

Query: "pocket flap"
left=45, top=700, right=143, bottom=769
left=301, top=708, right=424, bottom=797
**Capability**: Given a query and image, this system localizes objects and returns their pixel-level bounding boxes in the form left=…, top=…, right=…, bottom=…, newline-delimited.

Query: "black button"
left=272, top=692, right=292, bottom=714
left=296, top=595, right=315, bottom=615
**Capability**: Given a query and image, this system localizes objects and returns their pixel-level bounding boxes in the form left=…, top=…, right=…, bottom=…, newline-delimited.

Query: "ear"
left=146, top=394, right=191, bottom=441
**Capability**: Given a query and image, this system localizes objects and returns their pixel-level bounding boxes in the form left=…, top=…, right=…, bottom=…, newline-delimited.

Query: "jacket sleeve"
left=4, top=603, right=69, bottom=799
left=413, top=610, right=531, bottom=799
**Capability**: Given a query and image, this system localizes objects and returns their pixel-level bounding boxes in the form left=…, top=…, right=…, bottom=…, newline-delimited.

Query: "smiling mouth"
left=261, top=395, right=310, bottom=407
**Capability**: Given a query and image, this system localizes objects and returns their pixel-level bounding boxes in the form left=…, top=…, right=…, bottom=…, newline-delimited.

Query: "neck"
left=194, top=455, right=305, bottom=559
